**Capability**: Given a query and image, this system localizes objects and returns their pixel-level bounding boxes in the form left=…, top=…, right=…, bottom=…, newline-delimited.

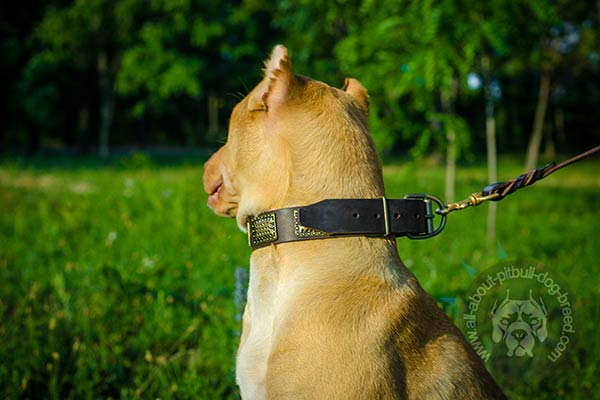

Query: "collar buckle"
left=403, top=194, right=447, bottom=240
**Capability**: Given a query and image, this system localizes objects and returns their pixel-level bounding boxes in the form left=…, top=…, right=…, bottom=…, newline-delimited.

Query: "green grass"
left=1, top=154, right=598, bottom=399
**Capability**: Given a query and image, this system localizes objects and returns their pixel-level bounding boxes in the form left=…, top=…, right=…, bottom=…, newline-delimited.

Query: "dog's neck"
left=250, top=236, right=409, bottom=284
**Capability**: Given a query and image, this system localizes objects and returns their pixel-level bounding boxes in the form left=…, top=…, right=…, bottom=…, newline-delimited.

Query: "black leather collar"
left=246, top=195, right=445, bottom=250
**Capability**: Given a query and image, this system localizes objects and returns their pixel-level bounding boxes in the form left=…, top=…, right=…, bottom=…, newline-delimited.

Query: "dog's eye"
left=522, top=313, right=536, bottom=324
left=500, top=318, right=510, bottom=326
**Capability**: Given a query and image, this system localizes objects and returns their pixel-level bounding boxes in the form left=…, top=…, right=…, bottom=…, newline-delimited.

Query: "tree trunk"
left=441, top=84, right=458, bottom=203
left=525, top=69, right=551, bottom=171
left=97, top=51, right=114, bottom=162
left=486, top=127, right=497, bottom=252
left=445, top=128, right=456, bottom=203
left=543, top=120, right=555, bottom=159
left=482, top=55, right=497, bottom=251
left=27, top=122, right=40, bottom=155
left=554, top=106, right=566, bottom=147
left=77, top=105, right=90, bottom=154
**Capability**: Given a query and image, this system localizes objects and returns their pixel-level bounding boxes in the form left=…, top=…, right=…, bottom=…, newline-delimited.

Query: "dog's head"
left=491, top=290, right=548, bottom=357
left=203, top=45, right=384, bottom=230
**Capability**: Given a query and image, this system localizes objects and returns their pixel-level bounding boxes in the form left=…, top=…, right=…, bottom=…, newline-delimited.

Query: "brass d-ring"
left=403, top=194, right=447, bottom=239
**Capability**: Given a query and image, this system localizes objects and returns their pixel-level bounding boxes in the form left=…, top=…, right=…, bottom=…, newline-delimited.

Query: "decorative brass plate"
left=294, top=209, right=329, bottom=238
left=247, top=212, right=278, bottom=247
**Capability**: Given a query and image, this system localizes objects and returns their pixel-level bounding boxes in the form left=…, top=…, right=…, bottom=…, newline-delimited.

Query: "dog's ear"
left=342, top=78, right=369, bottom=114
left=537, top=296, right=547, bottom=316
left=248, top=45, right=294, bottom=113
left=535, top=296, right=548, bottom=342
left=537, top=317, right=548, bottom=342
left=491, top=298, right=500, bottom=316
left=490, top=299, right=504, bottom=343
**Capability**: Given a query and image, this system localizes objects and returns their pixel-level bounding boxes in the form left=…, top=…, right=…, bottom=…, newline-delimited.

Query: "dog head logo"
left=491, top=289, right=548, bottom=357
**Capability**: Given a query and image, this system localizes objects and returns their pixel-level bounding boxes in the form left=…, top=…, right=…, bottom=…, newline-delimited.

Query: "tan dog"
left=203, top=45, right=506, bottom=399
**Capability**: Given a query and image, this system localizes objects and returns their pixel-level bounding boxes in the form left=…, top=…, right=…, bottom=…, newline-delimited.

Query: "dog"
left=491, top=289, right=548, bottom=357
left=203, top=45, right=506, bottom=399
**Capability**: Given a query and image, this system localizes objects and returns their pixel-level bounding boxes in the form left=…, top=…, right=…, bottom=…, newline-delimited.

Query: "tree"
left=2, top=0, right=598, bottom=158
left=32, top=0, right=130, bottom=160
left=482, top=54, right=500, bottom=250
left=20, top=0, right=276, bottom=157
left=506, top=0, right=598, bottom=170
left=333, top=0, right=487, bottom=201
left=469, top=0, right=513, bottom=249
left=0, top=0, right=65, bottom=153
left=520, top=2, right=561, bottom=170
left=114, top=0, right=213, bottom=147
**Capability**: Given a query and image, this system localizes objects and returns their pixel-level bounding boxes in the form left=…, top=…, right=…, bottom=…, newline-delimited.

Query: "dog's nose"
left=511, top=329, right=527, bottom=341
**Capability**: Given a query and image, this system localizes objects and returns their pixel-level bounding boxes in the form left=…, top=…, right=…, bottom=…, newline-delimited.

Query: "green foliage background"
left=2, top=0, right=599, bottom=156
left=1, top=155, right=598, bottom=399
left=2, top=0, right=600, bottom=398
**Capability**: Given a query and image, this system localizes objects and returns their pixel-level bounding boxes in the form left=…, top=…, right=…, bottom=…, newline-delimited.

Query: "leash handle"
left=436, top=145, right=600, bottom=216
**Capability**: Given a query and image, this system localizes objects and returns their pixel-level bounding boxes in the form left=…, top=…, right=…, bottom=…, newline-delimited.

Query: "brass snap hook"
left=436, top=192, right=501, bottom=215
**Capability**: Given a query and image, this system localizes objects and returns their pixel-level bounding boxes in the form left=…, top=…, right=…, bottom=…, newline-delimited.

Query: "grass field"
left=1, top=153, right=598, bottom=399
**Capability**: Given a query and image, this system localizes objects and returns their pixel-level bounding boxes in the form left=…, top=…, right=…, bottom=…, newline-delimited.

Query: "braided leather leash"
left=437, top=145, right=600, bottom=216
